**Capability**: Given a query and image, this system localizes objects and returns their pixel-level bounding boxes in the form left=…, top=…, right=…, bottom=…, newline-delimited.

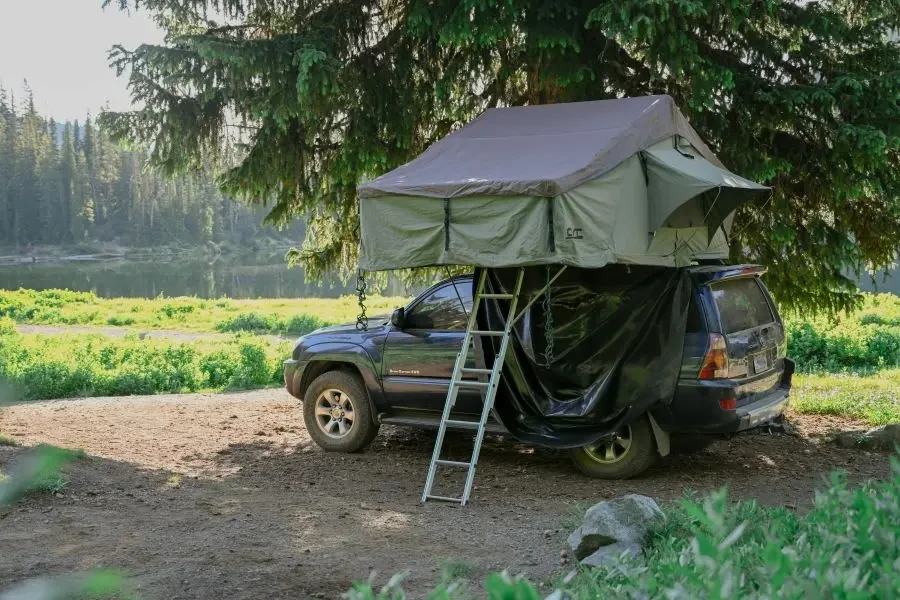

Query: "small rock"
left=543, top=529, right=553, bottom=538
left=567, top=494, right=664, bottom=568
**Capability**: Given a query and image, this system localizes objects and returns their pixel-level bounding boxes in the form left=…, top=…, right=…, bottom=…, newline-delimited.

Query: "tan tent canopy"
left=358, top=95, right=768, bottom=271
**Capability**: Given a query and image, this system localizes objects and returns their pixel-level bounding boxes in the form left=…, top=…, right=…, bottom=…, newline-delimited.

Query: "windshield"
left=710, top=277, right=775, bottom=334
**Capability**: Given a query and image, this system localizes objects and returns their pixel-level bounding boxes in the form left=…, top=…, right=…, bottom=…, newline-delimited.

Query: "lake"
left=0, top=254, right=895, bottom=299
left=0, top=254, right=410, bottom=299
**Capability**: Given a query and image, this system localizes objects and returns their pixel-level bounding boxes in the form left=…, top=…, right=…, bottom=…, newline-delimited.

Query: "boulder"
left=567, top=494, right=664, bottom=568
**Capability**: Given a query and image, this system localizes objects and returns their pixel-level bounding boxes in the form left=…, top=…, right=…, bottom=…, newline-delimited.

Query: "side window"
left=406, top=280, right=472, bottom=330
left=686, top=297, right=705, bottom=333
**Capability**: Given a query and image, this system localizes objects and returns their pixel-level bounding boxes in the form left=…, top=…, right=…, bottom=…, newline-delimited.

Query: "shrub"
left=106, top=316, right=136, bottom=326
left=231, top=342, right=276, bottom=388
left=215, top=312, right=278, bottom=334
left=786, top=293, right=900, bottom=373
left=0, top=316, right=16, bottom=337
left=199, top=349, right=238, bottom=388
left=0, top=333, right=291, bottom=400
left=282, top=314, right=328, bottom=336
left=157, top=301, right=197, bottom=320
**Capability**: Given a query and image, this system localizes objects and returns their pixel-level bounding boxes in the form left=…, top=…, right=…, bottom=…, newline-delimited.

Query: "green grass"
left=0, top=433, right=19, bottom=447
left=791, top=370, right=900, bottom=426
left=348, top=458, right=900, bottom=599
left=0, top=319, right=291, bottom=401
left=0, top=288, right=408, bottom=334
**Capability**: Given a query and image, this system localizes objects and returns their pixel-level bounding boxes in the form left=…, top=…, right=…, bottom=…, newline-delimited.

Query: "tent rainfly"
left=357, top=95, right=769, bottom=271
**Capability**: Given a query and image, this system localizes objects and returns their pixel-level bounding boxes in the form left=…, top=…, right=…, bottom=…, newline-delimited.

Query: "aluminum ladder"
left=421, top=267, right=525, bottom=505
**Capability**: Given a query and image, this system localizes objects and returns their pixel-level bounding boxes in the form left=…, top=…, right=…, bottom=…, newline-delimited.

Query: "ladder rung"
left=453, top=380, right=489, bottom=388
left=425, top=495, right=463, bottom=503
left=479, top=293, right=514, bottom=299
left=444, top=419, right=479, bottom=430
left=461, top=367, right=493, bottom=375
left=435, top=459, right=471, bottom=468
left=470, top=330, right=504, bottom=337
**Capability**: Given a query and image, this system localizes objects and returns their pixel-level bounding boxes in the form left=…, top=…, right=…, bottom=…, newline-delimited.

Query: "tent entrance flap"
left=643, top=144, right=770, bottom=235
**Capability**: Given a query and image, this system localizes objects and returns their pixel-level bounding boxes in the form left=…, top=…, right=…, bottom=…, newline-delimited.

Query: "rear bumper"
left=653, top=358, right=794, bottom=434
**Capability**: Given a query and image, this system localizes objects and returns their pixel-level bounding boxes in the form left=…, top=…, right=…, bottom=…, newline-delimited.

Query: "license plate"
left=753, top=354, right=768, bottom=373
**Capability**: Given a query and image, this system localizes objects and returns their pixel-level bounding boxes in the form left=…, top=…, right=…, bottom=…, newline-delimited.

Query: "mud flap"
left=648, top=413, right=671, bottom=457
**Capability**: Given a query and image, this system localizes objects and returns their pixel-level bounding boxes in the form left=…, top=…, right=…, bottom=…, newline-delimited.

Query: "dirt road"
left=0, top=390, right=891, bottom=599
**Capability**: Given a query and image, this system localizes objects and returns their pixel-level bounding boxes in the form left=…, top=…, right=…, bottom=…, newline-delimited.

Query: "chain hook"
left=356, top=269, right=368, bottom=331
left=543, top=264, right=554, bottom=367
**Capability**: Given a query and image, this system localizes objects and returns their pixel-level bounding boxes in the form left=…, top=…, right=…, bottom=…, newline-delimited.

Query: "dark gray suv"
left=284, top=264, right=794, bottom=479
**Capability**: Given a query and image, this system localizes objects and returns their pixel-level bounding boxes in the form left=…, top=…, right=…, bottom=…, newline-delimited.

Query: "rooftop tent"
left=357, top=95, right=768, bottom=271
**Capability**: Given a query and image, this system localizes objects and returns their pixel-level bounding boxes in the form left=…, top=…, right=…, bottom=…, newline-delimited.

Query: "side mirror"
left=391, top=307, right=406, bottom=329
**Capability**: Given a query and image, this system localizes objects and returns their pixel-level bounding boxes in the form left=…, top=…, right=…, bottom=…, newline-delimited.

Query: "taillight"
left=698, top=334, right=728, bottom=379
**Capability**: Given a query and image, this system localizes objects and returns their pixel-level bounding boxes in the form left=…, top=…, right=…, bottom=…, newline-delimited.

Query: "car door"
left=381, top=277, right=483, bottom=414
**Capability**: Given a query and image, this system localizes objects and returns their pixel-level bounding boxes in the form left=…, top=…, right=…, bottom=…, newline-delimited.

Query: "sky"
left=0, top=0, right=163, bottom=122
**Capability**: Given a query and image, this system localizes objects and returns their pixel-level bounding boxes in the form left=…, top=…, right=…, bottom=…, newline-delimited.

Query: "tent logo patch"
left=565, top=227, right=584, bottom=240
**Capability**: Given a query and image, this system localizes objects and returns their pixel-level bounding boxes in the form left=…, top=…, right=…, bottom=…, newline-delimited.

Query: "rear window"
left=710, top=277, right=775, bottom=334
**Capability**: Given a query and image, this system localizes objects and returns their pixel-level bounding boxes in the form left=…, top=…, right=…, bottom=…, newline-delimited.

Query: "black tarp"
left=476, top=265, right=692, bottom=448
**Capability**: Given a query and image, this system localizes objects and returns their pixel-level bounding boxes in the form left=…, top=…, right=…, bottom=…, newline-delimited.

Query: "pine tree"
left=60, top=122, right=76, bottom=243
left=102, top=0, right=900, bottom=312
left=0, top=83, right=300, bottom=250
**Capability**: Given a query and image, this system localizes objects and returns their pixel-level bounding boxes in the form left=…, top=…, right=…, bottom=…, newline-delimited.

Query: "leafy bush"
left=157, top=301, right=197, bottom=320
left=0, top=316, right=16, bottom=337
left=215, top=312, right=279, bottom=334
left=106, top=316, right=136, bottom=326
left=215, top=311, right=329, bottom=336
left=0, top=328, right=290, bottom=400
left=349, top=458, right=900, bottom=599
left=282, top=314, right=328, bottom=336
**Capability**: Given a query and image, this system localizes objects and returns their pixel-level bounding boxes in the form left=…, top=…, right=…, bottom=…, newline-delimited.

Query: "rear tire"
left=303, top=370, right=379, bottom=453
left=569, top=416, right=657, bottom=479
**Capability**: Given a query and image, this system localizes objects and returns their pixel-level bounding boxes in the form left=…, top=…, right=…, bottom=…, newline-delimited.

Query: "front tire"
left=569, top=416, right=657, bottom=479
left=303, top=370, right=379, bottom=452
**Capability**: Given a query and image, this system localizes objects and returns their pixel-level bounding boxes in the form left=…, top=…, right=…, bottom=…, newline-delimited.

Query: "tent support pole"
left=511, top=265, right=568, bottom=324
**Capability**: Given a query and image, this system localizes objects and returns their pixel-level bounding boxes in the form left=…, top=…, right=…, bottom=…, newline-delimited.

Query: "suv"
left=284, top=265, right=794, bottom=479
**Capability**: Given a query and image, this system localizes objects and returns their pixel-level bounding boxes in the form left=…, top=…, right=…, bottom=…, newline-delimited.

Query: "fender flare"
left=298, top=342, right=384, bottom=424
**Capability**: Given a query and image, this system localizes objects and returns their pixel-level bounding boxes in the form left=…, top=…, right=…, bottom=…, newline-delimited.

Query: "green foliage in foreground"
left=0, top=287, right=406, bottom=333
left=0, top=444, right=127, bottom=599
left=350, top=459, right=900, bottom=599
left=0, top=319, right=290, bottom=400
left=791, top=370, right=900, bottom=427
left=786, top=293, right=900, bottom=373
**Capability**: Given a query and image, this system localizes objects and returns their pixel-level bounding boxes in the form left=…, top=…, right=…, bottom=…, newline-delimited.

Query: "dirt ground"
left=0, top=390, right=892, bottom=599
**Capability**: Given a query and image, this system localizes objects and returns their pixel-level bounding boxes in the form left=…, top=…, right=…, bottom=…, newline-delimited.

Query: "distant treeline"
left=0, top=83, right=302, bottom=249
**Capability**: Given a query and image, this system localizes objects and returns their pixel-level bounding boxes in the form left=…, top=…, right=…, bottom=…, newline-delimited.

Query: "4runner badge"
left=389, top=369, right=420, bottom=376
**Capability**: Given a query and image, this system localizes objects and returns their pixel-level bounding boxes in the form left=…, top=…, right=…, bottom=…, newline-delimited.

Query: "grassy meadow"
left=0, top=288, right=407, bottom=335
left=0, top=288, right=898, bottom=427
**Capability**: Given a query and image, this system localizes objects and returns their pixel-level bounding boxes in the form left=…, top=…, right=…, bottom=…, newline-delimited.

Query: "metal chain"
left=543, top=264, right=554, bottom=366
left=355, top=269, right=368, bottom=331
